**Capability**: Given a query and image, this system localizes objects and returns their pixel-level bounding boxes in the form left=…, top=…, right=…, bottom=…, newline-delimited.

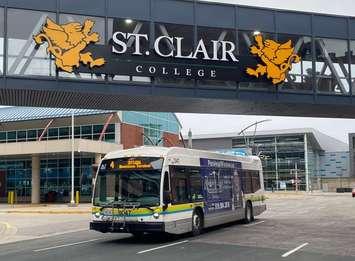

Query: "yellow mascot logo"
left=246, top=34, right=300, bottom=85
left=34, top=18, right=105, bottom=73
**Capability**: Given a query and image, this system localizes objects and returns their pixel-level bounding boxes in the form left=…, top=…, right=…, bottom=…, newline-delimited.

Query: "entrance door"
left=0, top=170, right=6, bottom=199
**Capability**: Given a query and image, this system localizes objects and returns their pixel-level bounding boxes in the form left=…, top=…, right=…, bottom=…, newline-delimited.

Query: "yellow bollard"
left=8, top=191, right=14, bottom=205
left=11, top=191, right=14, bottom=205
left=75, top=191, right=80, bottom=205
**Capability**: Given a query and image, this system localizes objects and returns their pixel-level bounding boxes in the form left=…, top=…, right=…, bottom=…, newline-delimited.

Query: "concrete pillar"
left=31, top=155, right=40, bottom=204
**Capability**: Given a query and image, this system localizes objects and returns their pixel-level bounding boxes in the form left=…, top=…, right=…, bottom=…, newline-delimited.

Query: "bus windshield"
left=93, top=157, right=163, bottom=208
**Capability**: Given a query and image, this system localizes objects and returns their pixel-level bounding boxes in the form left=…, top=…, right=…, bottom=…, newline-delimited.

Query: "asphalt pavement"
left=0, top=228, right=353, bottom=261
left=0, top=193, right=354, bottom=260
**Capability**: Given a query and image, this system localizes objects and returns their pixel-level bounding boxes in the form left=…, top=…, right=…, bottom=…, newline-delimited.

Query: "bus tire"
left=191, top=209, right=203, bottom=236
left=131, top=231, right=144, bottom=238
left=244, top=201, right=254, bottom=224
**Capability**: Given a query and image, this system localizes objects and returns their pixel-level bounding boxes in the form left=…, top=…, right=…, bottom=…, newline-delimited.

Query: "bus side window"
left=241, top=170, right=261, bottom=194
left=170, top=166, right=189, bottom=204
left=189, top=168, right=203, bottom=202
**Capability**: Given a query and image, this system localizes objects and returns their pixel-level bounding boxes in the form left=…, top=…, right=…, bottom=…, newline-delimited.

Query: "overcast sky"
left=177, top=1, right=355, bottom=144
left=204, top=0, right=355, bottom=16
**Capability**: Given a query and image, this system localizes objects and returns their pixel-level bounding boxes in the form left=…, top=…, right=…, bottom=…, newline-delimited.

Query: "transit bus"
left=90, top=146, right=266, bottom=236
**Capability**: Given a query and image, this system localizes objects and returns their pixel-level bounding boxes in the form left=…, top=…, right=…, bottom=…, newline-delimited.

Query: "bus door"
left=169, top=166, right=204, bottom=205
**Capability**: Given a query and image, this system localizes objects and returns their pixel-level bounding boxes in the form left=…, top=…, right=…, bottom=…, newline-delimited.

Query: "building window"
left=239, top=30, right=276, bottom=90
left=122, top=111, right=180, bottom=144
left=58, top=13, right=105, bottom=81
left=0, top=123, right=115, bottom=143
left=349, top=41, right=355, bottom=95
left=0, top=131, right=5, bottom=143
left=315, top=38, right=350, bottom=95
left=17, top=130, right=26, bottom=142
left=59, top=127, right=69, bottom=139
left=278, top=34, right=313, bottom=92
left=108, top=18, right=151, bottom=83
left=0, top=8, right=4, bottom=75
left=27, top=130, right=37, bottom=141
left=81, top=125, right=93, bottom=140
left=154, top=22, right=194, bottom=87
left=48, top=128, right=59, bottom=140
left=7, top=9, right=56, bottom=77
left=196, top=26, right=236, bottom=89
left=7, top=131, right=16, bottom=142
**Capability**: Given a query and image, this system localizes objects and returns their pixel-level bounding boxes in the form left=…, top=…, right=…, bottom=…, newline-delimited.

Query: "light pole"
left=238, top=119, right=272, bottom=155
left=70, top=109, right=75, bottom=206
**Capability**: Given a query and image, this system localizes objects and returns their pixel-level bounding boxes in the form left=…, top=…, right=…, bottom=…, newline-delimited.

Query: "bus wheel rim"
left=193, top=215, right=200, bottom=229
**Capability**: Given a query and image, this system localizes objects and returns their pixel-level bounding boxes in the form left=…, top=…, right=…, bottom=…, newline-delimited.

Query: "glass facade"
left=0, top=124, right=115, bottom=143
left=0, top=6, right=353, bottom=96
left=0, top=108, right=181, bottom=203
left=59, top=13, right=105, bottom=80
left=108, top=18, right=151, bottom=83
left=0, top=156, right=93, bottom=203
left=122, top=111, right=181, bottom=145
left=232, top=134, right=309, bottom=191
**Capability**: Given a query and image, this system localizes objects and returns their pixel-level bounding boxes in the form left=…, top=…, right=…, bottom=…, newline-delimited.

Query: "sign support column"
left=304, top=133, right=310, bottom=192
left=70, top=110, right=75, bottom=206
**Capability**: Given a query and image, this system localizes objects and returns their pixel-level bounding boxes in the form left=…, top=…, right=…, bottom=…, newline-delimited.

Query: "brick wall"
left=120, top=123, right=143, bottom=149
left=163, top=132, right=181, bottom=147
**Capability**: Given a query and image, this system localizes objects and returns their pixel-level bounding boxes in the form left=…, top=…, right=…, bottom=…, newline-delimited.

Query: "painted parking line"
left=243, top=220, right=265, bottom=227
left=33, top=238, right=104, bottom=252
left=137, top=240, right=189, bottom=254
left=282, top=243, right=309, bottom=257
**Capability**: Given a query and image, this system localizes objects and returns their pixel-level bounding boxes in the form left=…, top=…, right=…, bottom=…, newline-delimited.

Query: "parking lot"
left=195, top=193, right=355, bottom=258
left=0, top=192, right=355, bottom=260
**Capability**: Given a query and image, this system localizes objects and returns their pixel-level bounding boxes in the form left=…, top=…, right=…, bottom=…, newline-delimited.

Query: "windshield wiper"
left=124, top=200, right=155, bottom=211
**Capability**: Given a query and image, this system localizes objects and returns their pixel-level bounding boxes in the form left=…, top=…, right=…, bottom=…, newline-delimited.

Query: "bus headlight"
left=153, top=212, right=160, bottom=219
left=94, top=212, right=101, bottom=218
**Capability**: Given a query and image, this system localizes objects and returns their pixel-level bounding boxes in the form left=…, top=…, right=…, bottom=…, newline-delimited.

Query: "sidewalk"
left=265, top=191, right=352, bottom=200
left=0, top=203, right=92, bottom=214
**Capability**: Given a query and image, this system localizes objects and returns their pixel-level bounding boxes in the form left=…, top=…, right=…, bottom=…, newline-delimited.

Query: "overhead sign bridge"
left=0, top=0, right=355, bottom=117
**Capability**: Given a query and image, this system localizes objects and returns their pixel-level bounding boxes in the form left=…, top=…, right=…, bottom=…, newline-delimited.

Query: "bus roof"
left=103, top=146, right=261, bottom=166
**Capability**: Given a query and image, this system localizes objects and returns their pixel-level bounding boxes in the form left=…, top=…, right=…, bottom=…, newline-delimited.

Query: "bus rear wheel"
left=131, top=231, right=144, bottom=238
left=191, top=210, right=203, bottom=236
left=244, top=202, right=254, bottom=224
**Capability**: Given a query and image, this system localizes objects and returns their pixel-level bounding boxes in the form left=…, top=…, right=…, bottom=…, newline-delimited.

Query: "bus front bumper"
left=90, top=221, right=165, bottom=233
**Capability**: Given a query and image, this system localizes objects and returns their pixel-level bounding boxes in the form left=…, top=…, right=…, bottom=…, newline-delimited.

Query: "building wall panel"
left=120, top=123, right=143, bottom=149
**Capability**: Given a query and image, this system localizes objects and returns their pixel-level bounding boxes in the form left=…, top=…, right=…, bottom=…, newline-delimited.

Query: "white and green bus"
left=90, top=146, right=266, bottom=236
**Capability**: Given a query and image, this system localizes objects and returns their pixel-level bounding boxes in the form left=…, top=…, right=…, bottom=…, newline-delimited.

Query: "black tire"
left=131, top=231, right=144, bottom=238
left=191, top=209, right=203, bottom=236
left=244, top=201, right=254, bottom=224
